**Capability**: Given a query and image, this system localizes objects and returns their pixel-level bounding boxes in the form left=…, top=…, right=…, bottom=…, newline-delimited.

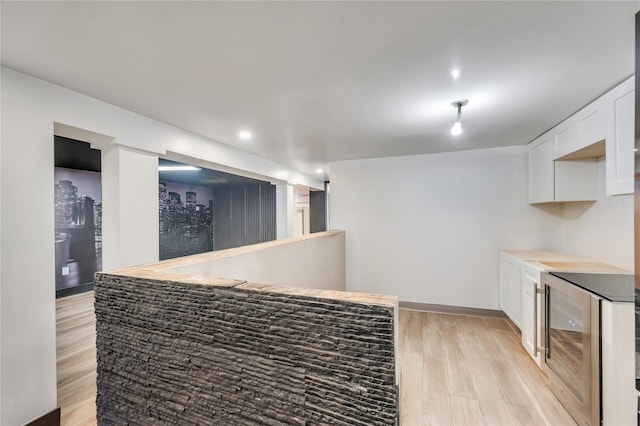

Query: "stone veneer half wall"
left=94, top=251, right=398, bottom=425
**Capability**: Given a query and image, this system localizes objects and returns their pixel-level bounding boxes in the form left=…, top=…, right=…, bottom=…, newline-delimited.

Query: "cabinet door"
left=575, top=98, right=605, bottom=151
left=605, top=77, right=634, bottom=196
left=521, top=271, right=536, bottom=357
left=509, top=260, right=522, bottom=328
left=528, top=135, right=555, bottom=203
left=500, top=253, right=522, bottom=328
left=552, top=118, right=576, bottom=159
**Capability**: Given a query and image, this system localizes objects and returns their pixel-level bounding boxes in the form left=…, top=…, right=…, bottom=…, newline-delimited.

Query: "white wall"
left=559, top=158, right=633, bottom=270
left=330, top=146, right=563, bottom=309
left=102, top=145, right=160, bottom=271
left=165, top=231, right=346, bottom=291
left=276, top=183, right=295, bottom=239
left=330, top=146, right=634, bottom=309
left=0, top=67, right=322, bottom=425
left=1, top=74, right=58, bottom=424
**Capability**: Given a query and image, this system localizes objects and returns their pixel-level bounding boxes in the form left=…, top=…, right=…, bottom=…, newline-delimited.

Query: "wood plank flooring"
left=399, top=309, right=577, bottom=426
left=56, top=291, right=97, bottom=426
left=56, top=293, right=575, bottom=425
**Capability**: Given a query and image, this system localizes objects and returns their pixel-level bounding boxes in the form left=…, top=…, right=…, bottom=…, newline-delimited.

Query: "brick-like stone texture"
left=95, top=274, right=398, bottom=425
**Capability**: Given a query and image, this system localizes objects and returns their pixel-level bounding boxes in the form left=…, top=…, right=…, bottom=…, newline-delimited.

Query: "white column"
left=275, top=183, right=295, bottom=239
left=1, top=112, right=57, bottom=425
left=102, top=144, right=159, bottom=271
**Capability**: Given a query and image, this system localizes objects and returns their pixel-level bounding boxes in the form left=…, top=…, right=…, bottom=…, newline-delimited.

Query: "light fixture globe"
left=450, top=99, right=468, bottom=136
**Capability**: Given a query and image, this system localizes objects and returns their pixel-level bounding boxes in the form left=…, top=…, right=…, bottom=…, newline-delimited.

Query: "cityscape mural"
left=159, top=181, right=213, bottom=260
left=54, top=168, right=102, bottom=296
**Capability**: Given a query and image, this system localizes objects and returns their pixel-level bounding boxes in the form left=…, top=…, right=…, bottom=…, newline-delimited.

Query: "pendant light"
left=450, top=99, right=468, bottom=136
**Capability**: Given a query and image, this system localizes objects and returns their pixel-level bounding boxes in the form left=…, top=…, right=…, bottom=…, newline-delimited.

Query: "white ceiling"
left=2, top=1, right=638, bottom=178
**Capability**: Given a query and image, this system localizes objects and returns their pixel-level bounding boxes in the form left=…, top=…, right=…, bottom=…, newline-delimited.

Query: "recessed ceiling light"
left=239, top=131, right=252, bottom=140
left=158, top=165, right=202, bottom=171
left=451, top=68, right=460, bottom=79
left=316, top=168, right=323, bottom=174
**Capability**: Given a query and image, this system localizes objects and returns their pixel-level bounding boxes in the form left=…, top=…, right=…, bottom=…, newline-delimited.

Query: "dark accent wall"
left=54, top=136, right=101, bottom=172
left=212, top=184, right=276, bottom=250
left=309, top=190, right=327, bottom=233
left=95, top=273, right=398, bottom=425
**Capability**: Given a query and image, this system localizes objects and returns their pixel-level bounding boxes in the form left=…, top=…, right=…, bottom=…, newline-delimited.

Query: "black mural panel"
left=212, top=184, right=276, bottom=251
left=245, top=185, right=261, bottom=246
left=310, top=190, right=327, bottom=233
left=159, top=181, right=213, bottom=260
left=230, top=186, right=246, bottom=249
left=159, top=158, right=277, bottom=257
left=55, top=136, right=101, bottom=172
left=54, top=168, right=102, bottom=297
left=261, top=184, right=277, bottom=242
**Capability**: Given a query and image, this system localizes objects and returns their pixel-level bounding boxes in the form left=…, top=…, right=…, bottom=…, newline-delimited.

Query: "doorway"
left=54, top=135, right=101, bottom=424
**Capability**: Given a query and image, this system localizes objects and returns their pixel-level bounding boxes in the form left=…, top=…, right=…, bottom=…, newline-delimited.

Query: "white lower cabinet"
left=500, top=250, right=636, bottom=425
left=521, top=277, right=535, bottom=352
left=520, top=263, right=544, bottom=367
left=499, top=252, right=522, bottom=329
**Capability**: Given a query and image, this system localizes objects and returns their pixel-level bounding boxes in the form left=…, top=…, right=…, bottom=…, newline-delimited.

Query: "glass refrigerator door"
left=546, top=285, right=586, bottom=403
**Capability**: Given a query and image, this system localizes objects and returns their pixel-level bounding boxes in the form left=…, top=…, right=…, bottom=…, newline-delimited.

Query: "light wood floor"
left=56, top=291, right=97, bottom=426
left=399, top=309, right=576, bottom=425
left=57, top=293, right=575, bottom=426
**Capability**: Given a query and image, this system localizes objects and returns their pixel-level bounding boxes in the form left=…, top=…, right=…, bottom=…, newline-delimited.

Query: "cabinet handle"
left=533, top=281, right=538, bottom=356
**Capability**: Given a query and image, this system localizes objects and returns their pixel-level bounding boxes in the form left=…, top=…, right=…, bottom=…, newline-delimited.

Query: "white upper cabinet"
left=551, top=117, right=576, bottom=160
left=604, top=77, right=634, bottom=196
left=528, top=76, right=634, bottom=203
left=575, top=96, right=606, bottom=152
left=529, top=133, right=597, bottom=204
left=552, top=97, right=605, bottom=160
left=528, top=133, right=555, bottom=203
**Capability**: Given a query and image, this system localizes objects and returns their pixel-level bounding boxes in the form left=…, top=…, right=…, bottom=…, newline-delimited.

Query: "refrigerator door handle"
left=533, top=285, right=543, bottom=356
left=539, top=284, right=548, bottom=358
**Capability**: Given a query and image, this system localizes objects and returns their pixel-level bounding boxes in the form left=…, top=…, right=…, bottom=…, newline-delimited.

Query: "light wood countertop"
left=501, top=249, right=590, bottom=263
left=100, top=230, right=398, bottom=309
left=501, top=249, right=632, bottom=274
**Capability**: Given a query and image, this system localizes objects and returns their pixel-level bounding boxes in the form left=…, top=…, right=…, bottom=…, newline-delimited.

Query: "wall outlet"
left=62, top=266, right=70, bottom=276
